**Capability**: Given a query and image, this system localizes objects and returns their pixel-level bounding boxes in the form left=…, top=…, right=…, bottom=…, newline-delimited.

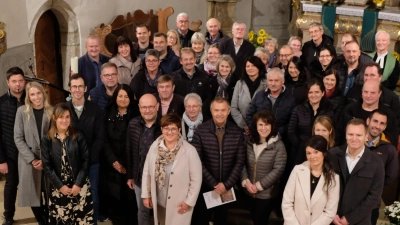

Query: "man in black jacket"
left=330, top=119, right=384, bottom=225
left=176, top=12, right=195, bottom=48
left=153, top=32, right=181, bottom=74
left=204, top=18, right=230, bottom=48
left=365, top=109, right=398, bottom=224
left=246, top=68, right=295, bottom=136
left=126, top=94, right=161, bottom=225
left=0, top=67, right=26, bottom=225
left=301, top=22, right=335, bottom=69
left=170, top=48, right=212, bottom=117
left=219, top=21, right=255, bottom=82
left=154, top=75, right=184, bottom=118
left=67, top=74, right=105, bottom=224
left=191, top=97, right=246, bottom=225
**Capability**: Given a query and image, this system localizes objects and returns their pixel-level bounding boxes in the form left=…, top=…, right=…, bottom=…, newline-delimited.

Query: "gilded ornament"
left=0, top=30, right=4, bottom=39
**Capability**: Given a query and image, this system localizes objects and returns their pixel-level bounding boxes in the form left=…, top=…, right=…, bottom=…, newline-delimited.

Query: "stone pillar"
left=252, top=0, right=291, bottom=43
left=207, top=0, right=238, bottom=37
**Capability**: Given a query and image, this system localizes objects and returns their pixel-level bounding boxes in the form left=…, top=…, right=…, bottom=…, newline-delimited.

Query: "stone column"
left=207, top=0, right=238, bottom=37
left=252, top=0, right=291, bottom=43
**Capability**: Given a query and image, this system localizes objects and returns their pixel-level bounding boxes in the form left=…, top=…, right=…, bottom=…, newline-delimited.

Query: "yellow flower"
left=257, top=37, right=264, bottom=44
left=393, top=52, right=400, bottom=62
left=258, top=29, right=266, bottom=36
left=249, top=30, right=255, bottom=36
left=248, top=33, right=254, bottom=41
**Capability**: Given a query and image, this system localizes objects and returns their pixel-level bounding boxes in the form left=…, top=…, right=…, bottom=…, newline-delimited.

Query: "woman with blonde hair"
left=14, top=81, right=53, bottom=224
left=288, top=36, right=302, bottom=57
left=264, top=37, right=280, bottom=68
left=167, top=30, right=181, bottom=57
left=312, top=116, right=335, bottom=149
left=191, top=32, right=206, bottom=65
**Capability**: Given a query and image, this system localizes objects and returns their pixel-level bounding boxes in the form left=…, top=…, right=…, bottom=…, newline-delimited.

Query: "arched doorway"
left=34, top=10, right=66, bottom=105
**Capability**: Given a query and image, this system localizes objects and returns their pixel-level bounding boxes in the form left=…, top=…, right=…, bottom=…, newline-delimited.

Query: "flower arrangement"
left=248, top=29, right=272, bottom=48
left=384, top=201, right=400, bottom=224
left=393, top=52, right=400, bottom=62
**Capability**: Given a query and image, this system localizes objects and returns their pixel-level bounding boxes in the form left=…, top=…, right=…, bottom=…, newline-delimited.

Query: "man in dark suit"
left=219, top=21, right=255, bottom=82
left=330, top=118, right=384, bottom=225
left=154, top=74, right=184, bottom=118
left=176, top=12, right=195, bottom=48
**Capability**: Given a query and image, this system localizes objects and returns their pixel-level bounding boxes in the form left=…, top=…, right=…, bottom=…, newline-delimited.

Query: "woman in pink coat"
left=142, top=113, right=202, bottom=225
left=282, top=135, right=340, bottom=225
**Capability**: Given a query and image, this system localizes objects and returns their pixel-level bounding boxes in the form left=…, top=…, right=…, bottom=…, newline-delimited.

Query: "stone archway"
left=29, top=0, right=80, bottom=90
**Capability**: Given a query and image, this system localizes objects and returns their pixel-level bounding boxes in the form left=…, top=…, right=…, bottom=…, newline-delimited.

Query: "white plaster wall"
left=0, top=0, right=31, bottom=48
left=235, top=0, right=252, bottom=32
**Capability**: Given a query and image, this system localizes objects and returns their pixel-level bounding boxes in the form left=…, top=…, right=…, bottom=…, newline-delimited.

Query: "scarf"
left=325, top=87, right=335, bottom=98
left=244, top=75, right=262, bottom=98
left=182, top=112, right=203, bottom=141
left=268, top=52, right=276, bottom=68
left=203, top=60, right=218, bottom=77
left=195, top=51, right=204, bottom=65
left=146, top=68, right=162, bottom=87
left=216, top=74, right=231, bottom=99
left=155, top=135, right=183, bottom=189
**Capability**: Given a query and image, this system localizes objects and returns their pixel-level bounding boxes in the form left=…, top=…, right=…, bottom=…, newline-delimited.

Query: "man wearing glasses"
left=89, top=62, right=120, bottom=110
left=153, top=32, right=181, bottom=74
left=276, top=45, right=294, bottom=72
left=219, top=21, right=255, bottom=82
left=176, top=12, right=195, bottom=48
left=67, top=73, right=105, bottom=224
left=126, top=94, right=161, bottom=225
left=301, top=22, right=335, bottom=69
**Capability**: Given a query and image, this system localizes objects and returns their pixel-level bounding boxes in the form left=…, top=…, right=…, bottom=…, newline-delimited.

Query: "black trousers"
left=371, top=208, right=379, bottom=225
left=191, top=190, right=230, bottom=225
left=245, top=195, right=274, bottom=225
left=3, top=159, right=18, bottom=220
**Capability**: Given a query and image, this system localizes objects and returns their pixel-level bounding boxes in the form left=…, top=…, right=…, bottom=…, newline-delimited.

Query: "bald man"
left=205, top=18, right=230, bottom=47
left=78, top=35, right=110, bottom=97
left=126, top=94, right=161, bottom=225
left=338, top=79, right=398, bottom=146
left=276, top=45, right=293, bottom=71
left=336, top=33, right=373, bottom=65
left=368, top=30, right=400, bottom=91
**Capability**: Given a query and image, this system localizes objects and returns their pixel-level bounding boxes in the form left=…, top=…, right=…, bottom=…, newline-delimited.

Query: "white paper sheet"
left=203, top=188, right=236, bottom=209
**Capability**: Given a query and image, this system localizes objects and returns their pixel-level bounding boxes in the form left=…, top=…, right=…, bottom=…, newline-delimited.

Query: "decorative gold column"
left=0, top=22, right=6, bottom=55
left=207, top=0, right=237, bottom=37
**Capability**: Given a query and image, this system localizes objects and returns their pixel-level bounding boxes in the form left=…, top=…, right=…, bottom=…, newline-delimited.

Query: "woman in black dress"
left=41, top=103, right=93, bottom=224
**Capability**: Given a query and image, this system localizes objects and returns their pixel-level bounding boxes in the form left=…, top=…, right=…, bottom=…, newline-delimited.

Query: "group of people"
left=0, top=11, right=399, bottom=225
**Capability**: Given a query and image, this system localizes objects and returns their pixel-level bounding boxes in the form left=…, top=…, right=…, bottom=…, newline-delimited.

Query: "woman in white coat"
left=14, top=81, right=53, bottom=224
left=282, top=135, right=340, bottom=225
left=142, top=113, right=202, bottom=225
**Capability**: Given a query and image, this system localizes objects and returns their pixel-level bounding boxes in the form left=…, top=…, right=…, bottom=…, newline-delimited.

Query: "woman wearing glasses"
left=142, top=113, right=202, bottom=225
left=181, top=93, right=207, bottom=142
left=130, top=49, right=165, bottom=99
left=309, top=45, right=337, bottom=80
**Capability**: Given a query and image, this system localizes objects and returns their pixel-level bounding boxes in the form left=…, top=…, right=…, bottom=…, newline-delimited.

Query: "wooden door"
left=34, top=10, right=65, bottom=105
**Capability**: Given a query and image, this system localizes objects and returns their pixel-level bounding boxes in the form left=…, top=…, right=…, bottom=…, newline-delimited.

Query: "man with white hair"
left=204, top=18, right=229, bottom=47
left=219, top=21, right=255, bottom=81
left=176, top=12, right=195, bottom=48
left=368, top=30, right=400, bottom=90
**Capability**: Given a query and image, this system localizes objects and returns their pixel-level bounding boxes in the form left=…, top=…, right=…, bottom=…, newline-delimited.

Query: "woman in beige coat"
left=14, top=82, right=53, bottom=224
left=282, top=135, right=340, bottom=225
left=142, top=113, right=202, bottom=225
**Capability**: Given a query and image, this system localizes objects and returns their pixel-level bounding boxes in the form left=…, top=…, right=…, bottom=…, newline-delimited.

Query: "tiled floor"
left=0, top=179, right=390, bottom=225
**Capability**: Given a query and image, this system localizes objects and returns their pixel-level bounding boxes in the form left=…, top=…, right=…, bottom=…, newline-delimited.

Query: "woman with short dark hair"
left=142, top=113, right=202, bottom=225
left=241, top=111, right=286, bottom=225
left=282, top=135, right=340, bottom=225
left=109, top=36, right=142, bottom=85
left=309, top=45, right=337, bottom=80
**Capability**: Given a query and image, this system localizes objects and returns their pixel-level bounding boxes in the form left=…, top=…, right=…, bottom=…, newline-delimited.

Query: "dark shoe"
left=2, top=219, right=13, bottom=225
left=98, top=215, right=109, bottom=222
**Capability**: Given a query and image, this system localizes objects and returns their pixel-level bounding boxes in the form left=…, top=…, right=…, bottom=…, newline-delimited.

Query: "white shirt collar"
left=345, top=146, right=365, bottom=159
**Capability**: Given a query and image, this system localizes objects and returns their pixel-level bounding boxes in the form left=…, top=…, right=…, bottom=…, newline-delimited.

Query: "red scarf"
left=325, top=88, right=335, bottom=98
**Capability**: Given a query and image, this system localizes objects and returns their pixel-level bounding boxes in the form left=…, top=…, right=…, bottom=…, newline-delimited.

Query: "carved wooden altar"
left=296, top=2, right=400, bottom=53
left=94, top=7, right=203, bottom=57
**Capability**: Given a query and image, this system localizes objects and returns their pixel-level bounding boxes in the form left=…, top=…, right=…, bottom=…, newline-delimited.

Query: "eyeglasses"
left=234, top=28, right=245, bottom=31
left=70, top=85, right=85, bottom=90
left=145, top=59, right=160, bottom=64
left=280, top=54, right=292, bottom=58
left=101, top=73, right=118, bottom=78
left=168, top=36, right=177, bottom=40
left=139, top=105, right=156, bottom=111
left=319, top=55, right=332, bottom=58
left=162, top=127, right=179, bottom=133
left=178, top=20, right=189, bottom=24
left=185, top=105, right=200, bottom=110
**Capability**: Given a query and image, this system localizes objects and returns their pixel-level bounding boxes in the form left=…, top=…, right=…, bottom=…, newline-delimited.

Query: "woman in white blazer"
left=282, top=135, right=340, bottom=225
left=142, top=113, right=202, bottom=225
left=14, top=81, right=53, bottom=224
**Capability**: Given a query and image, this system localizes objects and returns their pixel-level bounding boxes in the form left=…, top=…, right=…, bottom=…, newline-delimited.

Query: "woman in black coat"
left=309, top=45, right=337, bottom=80
left=288, top=79, right=336, bottom=165
left=322, top=68, right=345, bottom=122
left=284, top=56, right=309, bottom=105
left=103, top=84, right=139, bottom=223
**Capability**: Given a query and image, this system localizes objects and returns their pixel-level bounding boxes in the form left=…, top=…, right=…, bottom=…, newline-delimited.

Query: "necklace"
left=311, top=173, right=321, bottom=184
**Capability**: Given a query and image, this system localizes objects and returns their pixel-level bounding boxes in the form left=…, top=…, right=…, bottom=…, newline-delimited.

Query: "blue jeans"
left=89, top=163, right=100, bottom=224
left=135, top=184, right=150, bottom=225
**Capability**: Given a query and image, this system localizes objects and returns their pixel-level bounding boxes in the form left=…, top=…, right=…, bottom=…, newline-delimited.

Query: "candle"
left=71, top=57, right=78, bottom=74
